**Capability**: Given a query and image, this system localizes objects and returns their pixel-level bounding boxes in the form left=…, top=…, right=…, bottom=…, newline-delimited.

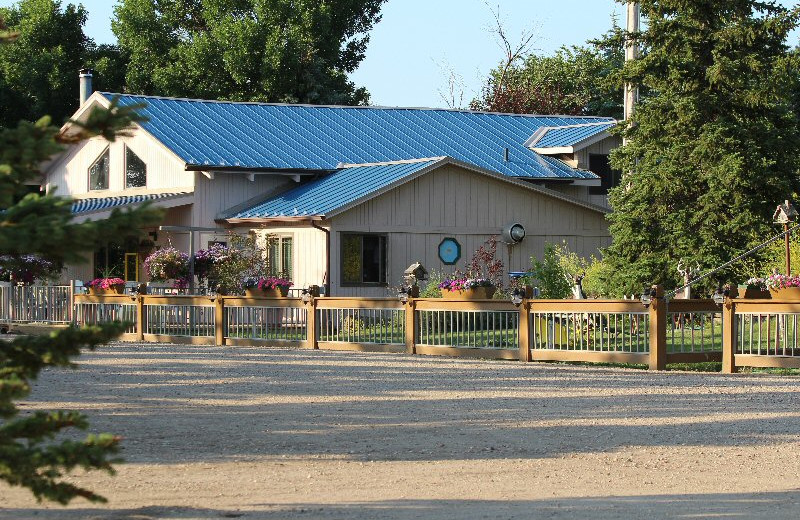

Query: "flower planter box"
left=440, top=286, right=496, bottom=300
left=769, top=287, right=800, bottom=300
left=88, top=285, right=124, bottom=296
left=245, top=287, right=289, bottom=298
left=737, top=285, right=771, bottom=299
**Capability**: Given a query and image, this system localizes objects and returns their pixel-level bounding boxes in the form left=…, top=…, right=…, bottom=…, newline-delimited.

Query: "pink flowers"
left=765, top=274, right=800, bottom=290
left=256, top=277, right=293, bottom=290
left=86, top=278, right=125, bottom=289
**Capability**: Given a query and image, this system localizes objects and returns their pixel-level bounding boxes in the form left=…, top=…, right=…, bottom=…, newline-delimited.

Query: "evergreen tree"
left=603, top=0, right=800, bottom=295
left=112, top=0, right=386, bottom=105
left=0, top=19, right=162, bottom=503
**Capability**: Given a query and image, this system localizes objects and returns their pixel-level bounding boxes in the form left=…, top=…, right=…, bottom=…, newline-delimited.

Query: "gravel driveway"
left=2, top=342, right=800, bottom=519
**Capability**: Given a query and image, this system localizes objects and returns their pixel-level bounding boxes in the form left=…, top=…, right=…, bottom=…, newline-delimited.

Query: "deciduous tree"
left=0, top=0, right=126, bottom=127
left=112, top=0, right=386, bottom=105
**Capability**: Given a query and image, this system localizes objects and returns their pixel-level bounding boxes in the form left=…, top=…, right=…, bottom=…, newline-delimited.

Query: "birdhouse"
left=773, top=200, right=798, bottom=224
left=403, top=262, right=428, bottom=284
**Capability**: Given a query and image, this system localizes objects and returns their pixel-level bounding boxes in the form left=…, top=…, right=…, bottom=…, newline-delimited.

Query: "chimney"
left=79, top=68, right=93, bottom=105
left=623, top=2, right=640, bottom=122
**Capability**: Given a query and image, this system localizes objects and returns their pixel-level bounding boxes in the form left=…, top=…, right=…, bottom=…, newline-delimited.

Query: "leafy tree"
left=603, top=0, right=800, bottom=296
left=471, top=36, right=624, bottom=118
left=0, top=0, right=126, bottom=127
left=0, top=21, right=162, bottom=502
left=112, top=0, right=386, bottom=105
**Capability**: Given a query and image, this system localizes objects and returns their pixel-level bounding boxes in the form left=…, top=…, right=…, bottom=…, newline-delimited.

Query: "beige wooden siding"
left=192, top=174, right=294, bottom=228
left=45, top=128, right=191, bottom=196
left=329, top=164, right=610, bottom=297
left=574, top=135, right=621, bottom=169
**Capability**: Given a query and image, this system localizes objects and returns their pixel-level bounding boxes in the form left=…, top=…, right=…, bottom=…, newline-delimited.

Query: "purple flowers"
left=438, top=277, right=493, bottom=292
left=144, top=247, right=189, bottom=282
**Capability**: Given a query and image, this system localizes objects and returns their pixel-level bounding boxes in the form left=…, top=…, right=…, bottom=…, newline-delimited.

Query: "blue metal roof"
left=230, top=160, right=439, bottom=219
left=72, top=192, right=190, bottom=215
left=103, top=93, right=612, bottom=180
left=528, top=123, right=615, bottom=148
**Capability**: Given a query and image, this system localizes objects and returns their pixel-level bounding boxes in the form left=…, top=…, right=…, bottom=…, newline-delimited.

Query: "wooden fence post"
left=648, top=285, right=667, bottom=370
left=307, top=296, right=318, bottom=350
left=722, top=297, right=737, bottom=373
left=136, top=295, right=145, bottom=342
left=214, top=296, right=225, bottom=346
left=68, top=280, right=75, bottom=323
left=519, top=300, right=531, bottom=362
left=405, top=297, right=416, bottom=355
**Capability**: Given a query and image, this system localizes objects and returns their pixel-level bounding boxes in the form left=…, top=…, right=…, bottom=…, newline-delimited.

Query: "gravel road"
left=2, top=342, right=800, bottom=519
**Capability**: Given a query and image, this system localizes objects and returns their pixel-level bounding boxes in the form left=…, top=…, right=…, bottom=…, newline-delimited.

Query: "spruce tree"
left=604, top=0, right=800, bottom=295
left=0, top=21, right=161, bottom=503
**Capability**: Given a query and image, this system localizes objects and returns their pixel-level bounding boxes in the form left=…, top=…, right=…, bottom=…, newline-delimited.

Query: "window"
left=125, top=146, right=147, bottom=188
left=269, top=236, right=293, bottom=279
left=89, top=149, right=109, bottom=191
left=588, top=154, right=622, bottom=195
left=341, top=233, right=387, bottom=285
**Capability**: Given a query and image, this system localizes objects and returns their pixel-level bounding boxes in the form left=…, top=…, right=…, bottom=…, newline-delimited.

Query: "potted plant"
left=439, top=276, right=496, bottom=300
left=85, top=277, right=126, bottom=295
left=738, top=277, right=771, bottom=299
left=243, top=276, right=293, bottom=298
left=765, top=273, right=800, bottom=300
left=144, top=247, right=189, bottom=287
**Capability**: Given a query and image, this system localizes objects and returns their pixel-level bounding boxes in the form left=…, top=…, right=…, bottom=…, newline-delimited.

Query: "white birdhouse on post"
left=773, top=200, right=798, bottom=275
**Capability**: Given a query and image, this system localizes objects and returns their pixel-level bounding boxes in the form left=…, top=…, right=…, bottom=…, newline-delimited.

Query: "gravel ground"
left=2, top=342, right=800, bottom=519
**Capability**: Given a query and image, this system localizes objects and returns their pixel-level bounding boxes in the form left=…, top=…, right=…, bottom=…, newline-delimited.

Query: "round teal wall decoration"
left=438, top=237, right=461, bottom=265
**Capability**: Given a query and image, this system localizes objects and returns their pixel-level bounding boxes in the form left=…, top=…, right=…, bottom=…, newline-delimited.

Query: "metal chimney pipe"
left=79, top=68, right=93, bottom=105
left=623, top=2, right=640, bottom=121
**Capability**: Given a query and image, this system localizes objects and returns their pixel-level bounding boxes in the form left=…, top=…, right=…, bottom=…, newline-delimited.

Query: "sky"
left=2, top=0, right=798, bottom=108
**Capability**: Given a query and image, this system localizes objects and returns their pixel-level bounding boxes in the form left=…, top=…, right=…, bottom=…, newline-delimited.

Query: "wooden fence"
left=1, top=287, right=792, bottom=372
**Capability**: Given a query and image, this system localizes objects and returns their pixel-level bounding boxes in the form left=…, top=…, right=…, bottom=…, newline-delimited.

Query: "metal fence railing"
left=74, top=301, right=137, bottom=334
left=144, top=303, right=215, bottom=337
left=316, top=300, right=405, bottom=345
left=416, top=309, right=518, bottom=349
left=0, top=284, right=72, bottom=323
left=225, top=303, right=307, bottom=342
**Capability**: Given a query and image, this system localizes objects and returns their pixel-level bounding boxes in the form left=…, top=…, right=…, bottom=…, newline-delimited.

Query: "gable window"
left=341, top=233, right=387, bottom=285
left=88, top=149, right=109, bottom=191
left=125, top=146, right=147, bottom=188
left=268, top=235, right=293, bottom=279
left=588, top=154, right=622, bottom=195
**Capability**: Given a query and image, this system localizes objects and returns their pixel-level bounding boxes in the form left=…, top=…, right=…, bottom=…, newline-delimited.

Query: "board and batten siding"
left=45, top=128, right=192, bottom=196
left=329, top=163, right=610, bottom=297
left=192, top=174, right=293, bottom=228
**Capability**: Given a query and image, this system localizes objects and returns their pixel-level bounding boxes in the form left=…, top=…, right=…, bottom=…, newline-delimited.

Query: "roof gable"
left=103, top=93, right=613, bottom=180
left=225, top=157, right=608, bottom=222
left=525, top=122, right=615, bottom=153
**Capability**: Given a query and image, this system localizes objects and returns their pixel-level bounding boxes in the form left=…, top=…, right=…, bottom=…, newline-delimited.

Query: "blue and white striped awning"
left=72, top=192, right=193, bottom=216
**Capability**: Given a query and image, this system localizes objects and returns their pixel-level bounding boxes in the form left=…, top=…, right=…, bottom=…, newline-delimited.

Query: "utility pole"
left=624, top=2, right=640, bottom=123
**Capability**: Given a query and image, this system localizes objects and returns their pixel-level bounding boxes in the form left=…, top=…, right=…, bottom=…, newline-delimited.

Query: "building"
left=47, top=91, right=620, bottom=295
